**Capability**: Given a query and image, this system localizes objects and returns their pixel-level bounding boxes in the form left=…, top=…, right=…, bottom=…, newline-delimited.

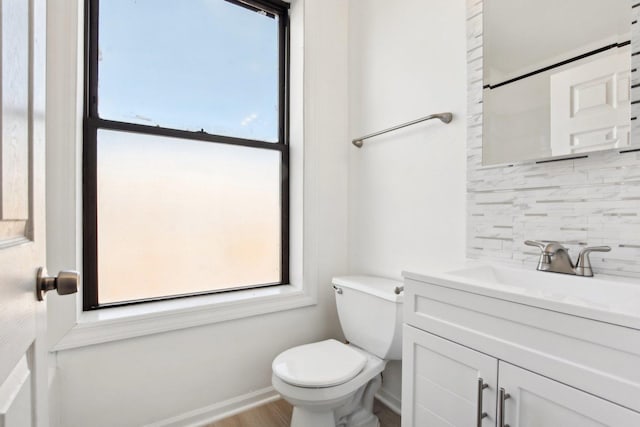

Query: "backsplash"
left=466, top=0, right=640, bottom=278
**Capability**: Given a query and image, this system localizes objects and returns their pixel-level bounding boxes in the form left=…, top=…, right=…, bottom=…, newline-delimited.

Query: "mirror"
left=482, top=0, right=632, bottom=166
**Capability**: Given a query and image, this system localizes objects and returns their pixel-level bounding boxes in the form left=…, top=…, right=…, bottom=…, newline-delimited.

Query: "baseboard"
left=144, top=386, right=280, bottom=427
left=375, top=389, right=401, bottom=415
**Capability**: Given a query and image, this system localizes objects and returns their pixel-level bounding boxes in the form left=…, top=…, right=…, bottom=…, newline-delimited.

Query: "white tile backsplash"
left=467, top=0, right=640, bottom=278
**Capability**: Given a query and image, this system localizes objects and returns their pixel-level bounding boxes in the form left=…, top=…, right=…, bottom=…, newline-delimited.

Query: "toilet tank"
left=332, top=276, right=403, bottom=360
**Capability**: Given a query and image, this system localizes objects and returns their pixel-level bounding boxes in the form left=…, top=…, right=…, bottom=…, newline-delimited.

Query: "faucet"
left=524, top=241, right=611, bottom=277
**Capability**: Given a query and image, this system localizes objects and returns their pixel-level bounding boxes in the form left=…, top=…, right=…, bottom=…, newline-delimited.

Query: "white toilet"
left=271, top=276, right=403, bottom=427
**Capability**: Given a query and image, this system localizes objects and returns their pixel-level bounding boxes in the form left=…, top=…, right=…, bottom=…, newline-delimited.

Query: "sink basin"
left=405, top=263, right=640, bottom=329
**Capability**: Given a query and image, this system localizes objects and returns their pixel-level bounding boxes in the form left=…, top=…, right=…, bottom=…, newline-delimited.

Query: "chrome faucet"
left=524, top=241, right=611, bottom=277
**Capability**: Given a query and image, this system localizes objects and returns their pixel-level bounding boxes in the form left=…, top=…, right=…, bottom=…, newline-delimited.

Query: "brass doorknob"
left=36, top=267, right=79, bottom=301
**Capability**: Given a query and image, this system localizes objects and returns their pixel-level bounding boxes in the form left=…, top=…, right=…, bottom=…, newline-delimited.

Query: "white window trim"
left=46, top=0, right=312, bottom=351
left=51, top=285, right=314, bottom=351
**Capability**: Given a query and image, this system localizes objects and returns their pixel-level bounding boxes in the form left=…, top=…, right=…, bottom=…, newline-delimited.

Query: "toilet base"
left=290, top=407, right=336, bottom=427
left=290, top=408, right=379, bottom=427
left=336, top=408, right=379, bottom=427
left=273, top=345, right=387, bottom=427
left=290, top=410, right=379, bottom=427
left=286, top=373, right=382, bottom=427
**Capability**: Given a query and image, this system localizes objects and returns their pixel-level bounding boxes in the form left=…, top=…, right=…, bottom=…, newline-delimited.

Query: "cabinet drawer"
left=405, top=278, right=640, bottom=412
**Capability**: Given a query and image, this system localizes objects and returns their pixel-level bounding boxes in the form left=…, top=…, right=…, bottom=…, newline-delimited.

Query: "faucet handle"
left=524, top=240, right=553, bottom=268
left=524, top=240, right=546, bottom=251
left=575, top=246, right=611, bottom=277
left=525, top=240, right=566, bottom=254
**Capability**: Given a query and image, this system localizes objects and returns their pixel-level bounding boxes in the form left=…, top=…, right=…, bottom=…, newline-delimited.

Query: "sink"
left=405, top=263, right=640, bottom=329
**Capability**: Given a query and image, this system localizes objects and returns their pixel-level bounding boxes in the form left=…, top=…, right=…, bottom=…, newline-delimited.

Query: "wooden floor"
left=205, top=398, right=400, bottom=427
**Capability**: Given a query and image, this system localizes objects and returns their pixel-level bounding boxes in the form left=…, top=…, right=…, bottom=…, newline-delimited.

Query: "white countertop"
left=403, top=261, right=640, bottom=330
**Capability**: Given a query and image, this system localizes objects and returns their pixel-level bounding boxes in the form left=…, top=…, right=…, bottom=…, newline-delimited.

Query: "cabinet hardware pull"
left=477, top=377, right=489, bottom=426
left=498, top=387, right=511, bottom=427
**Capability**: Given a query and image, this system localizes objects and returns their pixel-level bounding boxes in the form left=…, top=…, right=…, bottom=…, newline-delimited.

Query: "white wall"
left=55, top=306, right=338, bottom=426
left=50, top=1, right=350, bottom=426
left=347, top=0, right=467, bottom=408
left=49, top=0, right=469, bottom=422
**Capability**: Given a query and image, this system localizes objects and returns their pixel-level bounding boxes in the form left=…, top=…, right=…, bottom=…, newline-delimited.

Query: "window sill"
left=50, top=284, right=315, bottom=351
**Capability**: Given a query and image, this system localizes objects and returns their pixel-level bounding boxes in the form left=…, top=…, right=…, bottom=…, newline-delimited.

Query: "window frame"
left=82, top=0, right=291, bottom=311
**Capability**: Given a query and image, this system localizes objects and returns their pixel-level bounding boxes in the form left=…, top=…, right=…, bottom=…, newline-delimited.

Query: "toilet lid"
left=272, top=339, right=367, bottom=388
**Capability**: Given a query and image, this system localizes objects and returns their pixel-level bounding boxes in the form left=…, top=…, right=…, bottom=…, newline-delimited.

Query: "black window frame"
left=83, top=0, right=291, bottom=311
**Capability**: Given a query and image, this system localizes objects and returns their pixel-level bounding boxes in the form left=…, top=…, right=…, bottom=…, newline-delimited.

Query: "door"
left=498, top=361, right=640, bottom=427
left=550, top=48, right=631, bottom=155
left=402, top=325, right=498, bottom=427
left=0, top=0, right=47, bottom=425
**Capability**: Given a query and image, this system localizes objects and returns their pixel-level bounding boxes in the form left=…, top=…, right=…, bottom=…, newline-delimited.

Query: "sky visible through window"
left=98, top=0, right=280, bottom=142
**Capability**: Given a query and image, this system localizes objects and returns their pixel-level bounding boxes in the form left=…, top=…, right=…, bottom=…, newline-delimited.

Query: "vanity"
left=401, top=264, right=640, bottom=426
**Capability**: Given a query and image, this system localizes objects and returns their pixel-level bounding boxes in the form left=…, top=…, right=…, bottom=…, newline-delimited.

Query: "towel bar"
left=352, top=112, right=453, bottom=148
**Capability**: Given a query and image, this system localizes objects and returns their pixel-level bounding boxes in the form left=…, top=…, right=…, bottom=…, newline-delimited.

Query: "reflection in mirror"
left=482, top=0, right=631, bottom=166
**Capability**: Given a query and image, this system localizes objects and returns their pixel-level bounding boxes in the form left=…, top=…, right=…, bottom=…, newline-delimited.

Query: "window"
left=83, top=0, right=290, bottom=310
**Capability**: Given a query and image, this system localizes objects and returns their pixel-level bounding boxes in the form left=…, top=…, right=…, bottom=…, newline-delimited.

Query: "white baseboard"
left=144, top=386, right=280, bottom=427
left=375, top=389, right=401, bottom=415
left=144, top=384, right=399, bottom=427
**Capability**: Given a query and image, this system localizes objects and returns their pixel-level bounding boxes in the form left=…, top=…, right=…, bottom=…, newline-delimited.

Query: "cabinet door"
left=402, top=325, right=498, bottom=427
left=498, top=362, right=640, bottom=427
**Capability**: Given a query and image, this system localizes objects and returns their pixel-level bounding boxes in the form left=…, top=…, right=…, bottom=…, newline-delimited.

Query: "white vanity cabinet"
left=401, top=270, right=640, bottom=427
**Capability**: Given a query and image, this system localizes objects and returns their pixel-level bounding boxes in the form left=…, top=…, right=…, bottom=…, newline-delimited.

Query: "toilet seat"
left=272, top=339, right=367, bottom=388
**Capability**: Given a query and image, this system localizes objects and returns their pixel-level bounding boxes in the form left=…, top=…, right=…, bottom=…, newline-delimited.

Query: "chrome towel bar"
left=352, top=112, right=453, bottom=148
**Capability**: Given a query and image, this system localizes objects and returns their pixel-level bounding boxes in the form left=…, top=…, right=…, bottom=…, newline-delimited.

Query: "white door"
left=550, top=48, right=631, bottom=155
left=498, top=361, right=640, bottom=427
left=402, top=325, right=498, bottom=427
left=0, top=0, right=48, bottom=425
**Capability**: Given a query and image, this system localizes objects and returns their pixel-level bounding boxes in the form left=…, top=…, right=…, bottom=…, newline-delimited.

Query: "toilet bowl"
left=272, top=341, right=385, bottom=427
left=271, top=276, right=403, bottom=427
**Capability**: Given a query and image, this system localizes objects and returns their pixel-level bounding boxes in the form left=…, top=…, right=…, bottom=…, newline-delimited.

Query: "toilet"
left=271, top=276, right=403, bottom=427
